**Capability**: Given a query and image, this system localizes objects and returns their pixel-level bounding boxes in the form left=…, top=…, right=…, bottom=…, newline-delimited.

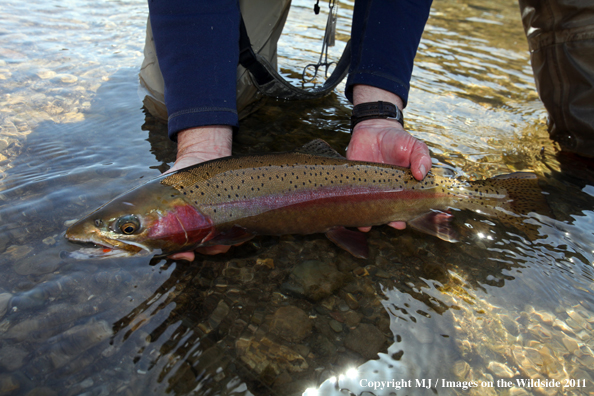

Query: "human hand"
left=166, top=125, right=233, bottom=174
left=165, top=126, right=234, bottom=261
left=348, top=85, right=432, bottom=232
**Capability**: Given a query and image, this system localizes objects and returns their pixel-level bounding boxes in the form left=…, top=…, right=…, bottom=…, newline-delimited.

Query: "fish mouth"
left=65, top=232, right=152, bottom=259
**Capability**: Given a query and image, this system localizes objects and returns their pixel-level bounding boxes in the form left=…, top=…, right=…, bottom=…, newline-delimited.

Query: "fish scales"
left=65, top=139, right=551, bottom=259
left=161, top=153, right=454, bottom=234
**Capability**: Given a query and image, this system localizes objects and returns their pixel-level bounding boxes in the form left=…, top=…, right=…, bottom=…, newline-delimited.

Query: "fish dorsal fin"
left=491, top=172, right=537, bottom=180
left=295, top=139, right=345, bottom=159
left=429, top=166, right=456, bottom=178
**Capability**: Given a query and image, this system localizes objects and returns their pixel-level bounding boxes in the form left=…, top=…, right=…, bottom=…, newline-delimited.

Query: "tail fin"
left=488, top=172, right=552, bottom=240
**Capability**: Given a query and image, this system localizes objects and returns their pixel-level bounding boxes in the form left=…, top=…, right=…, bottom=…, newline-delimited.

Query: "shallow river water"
left=2, top=0, right=594, bottom=395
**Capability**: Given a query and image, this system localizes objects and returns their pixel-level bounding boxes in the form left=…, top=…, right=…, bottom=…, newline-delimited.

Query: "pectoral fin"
left=201, top=226, right=255, bottom=246
left=325, top=226, right=369, bottom=259
left=408, top=211, right=458, bottom=242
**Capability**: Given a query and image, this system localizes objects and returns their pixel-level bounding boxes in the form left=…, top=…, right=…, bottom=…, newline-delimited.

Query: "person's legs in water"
left=519, top=0, right=594, bottom=158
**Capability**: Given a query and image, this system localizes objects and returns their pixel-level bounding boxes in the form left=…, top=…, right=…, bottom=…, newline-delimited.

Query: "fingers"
left=167, top=244, right=232, bottom=261
left=167, top=251, right=195, bottom=261
left=409, top=139, right=432, bottom=181
left=388, top=221, right=406, bottom=230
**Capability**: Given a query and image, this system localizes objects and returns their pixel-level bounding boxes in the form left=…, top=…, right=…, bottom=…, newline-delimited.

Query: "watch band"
left=351, top=101, right=404, bottom=130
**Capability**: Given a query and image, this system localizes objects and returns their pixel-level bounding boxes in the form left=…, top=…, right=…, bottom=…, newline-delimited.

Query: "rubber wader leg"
left=518, top=0, right=594, bottom=158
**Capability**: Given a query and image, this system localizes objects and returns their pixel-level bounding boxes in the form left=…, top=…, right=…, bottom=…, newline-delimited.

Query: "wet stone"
left=0, top=344, right=28, bottom=371
left=338, top=300, right=350, bottom=312
left=343, top=310, right=362, bottom=327
left=344, top=323, right=386, bottom=359
left=269, top=306, right=312, bottom=343
left=25, top=388, right=58, bottom=396
left=255, top=258, right=274, bottom=269
left=0, top=293, right=11, bottom=319
left=344, top=293, right=359, bottom=310
left=285, top=260, right=346, bottom=301
left=329, top=319, right=343, bottom=333
left=235, top=336, right=308, bottom=376
left=12, top=249, right=60, bottom=276
left=36, top=70, right=56, bottom=79
left=0, top=373, right=19, bottom=395
left=53, top=74, right=78, bottom=84
left=561, top=335, right=580, bottom=354
left=487, top=361, right=514, bottom=378
left=310, top=335, right=337, bottom=357
left=6, top=245, right=33, bottom=261
left=453, top=360, right=470, bottom=379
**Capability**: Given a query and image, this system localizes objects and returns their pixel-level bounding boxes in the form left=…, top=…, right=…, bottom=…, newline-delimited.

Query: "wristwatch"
left=351, top=101, right=404, bottom=131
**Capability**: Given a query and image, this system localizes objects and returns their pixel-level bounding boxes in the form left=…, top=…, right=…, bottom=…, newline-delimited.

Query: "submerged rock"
left=344, top=323, right=386, bottom=359
left=486, top=361, right=514, bottom=378
left=269, top=306, right=312, bottom=343
left=283, top=260, right=346, bottom=301
left=235, top=336, right=309, bottom=377
left=0, top=293, right=11, bottom=319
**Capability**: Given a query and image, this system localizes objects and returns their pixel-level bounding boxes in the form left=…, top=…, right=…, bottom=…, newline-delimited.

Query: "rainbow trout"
left=65, top=140, right=548, bottom=259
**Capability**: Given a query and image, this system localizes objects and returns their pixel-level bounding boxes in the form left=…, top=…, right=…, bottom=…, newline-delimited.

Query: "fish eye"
left=114, top=215, right=140, bottom=235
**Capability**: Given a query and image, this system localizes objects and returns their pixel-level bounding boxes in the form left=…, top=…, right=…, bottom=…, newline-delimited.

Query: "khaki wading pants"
left=139, top=0, right=292, bottom=123
left=519, top=0, right=594, bottom=158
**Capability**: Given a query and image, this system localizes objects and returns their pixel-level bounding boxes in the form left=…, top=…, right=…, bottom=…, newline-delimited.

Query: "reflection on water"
left=1, top=0, right=594, bottom=395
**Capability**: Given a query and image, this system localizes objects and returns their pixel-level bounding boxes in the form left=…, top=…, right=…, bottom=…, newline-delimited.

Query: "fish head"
left=65, top=178, right=213, bottom=258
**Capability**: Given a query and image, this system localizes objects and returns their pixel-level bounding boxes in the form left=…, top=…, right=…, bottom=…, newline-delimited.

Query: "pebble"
left=329, top=319, right=343, bottom=333
left=344, top=323, right=385, bottom=359
left=53, top=74, right=78, bottom=84
left=287, top=260, right=346, bottom=301
left=25, top=388, right=58, bottom=396
left=36, top=70, right=56, bottom=79
left=310, top=335, right=336, bottom=357
left=6, top=245, right=33, bottom=261
left=561, top=335, right=580, bottom=354
left=42, top=236, right=56, bottom=246
left=343, top=310, right=362, bottom=327
left=337, top=300, right=350, bottom=312
left=0, top=293, right=11, bottom=319
left=0, top=344, right=28, bottom=371
left=567, top=309, right=589, bottom=330
left=60, top=112, right=85, bottom=123
left=0, top=373, right=19, bottom=394
left=508, top=388, right=530, bottom=396
left=269, top=306, right=312, bottom=343
left=12, top=250, right=60, bottom=275
left=453, top=360, right=470, bottom=379
left=486, top=361, right=514, bottom=378
left=255, top=258, right=274, bottom=269
left=344, top=293, right=359, bottom=310
left=236, top=336, right=309, bottom=375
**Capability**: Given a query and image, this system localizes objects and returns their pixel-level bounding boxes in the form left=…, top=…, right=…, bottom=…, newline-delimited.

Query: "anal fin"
left=325, top=226, right=369, bottom=259
left=408, top=211, right=458, bottom=242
